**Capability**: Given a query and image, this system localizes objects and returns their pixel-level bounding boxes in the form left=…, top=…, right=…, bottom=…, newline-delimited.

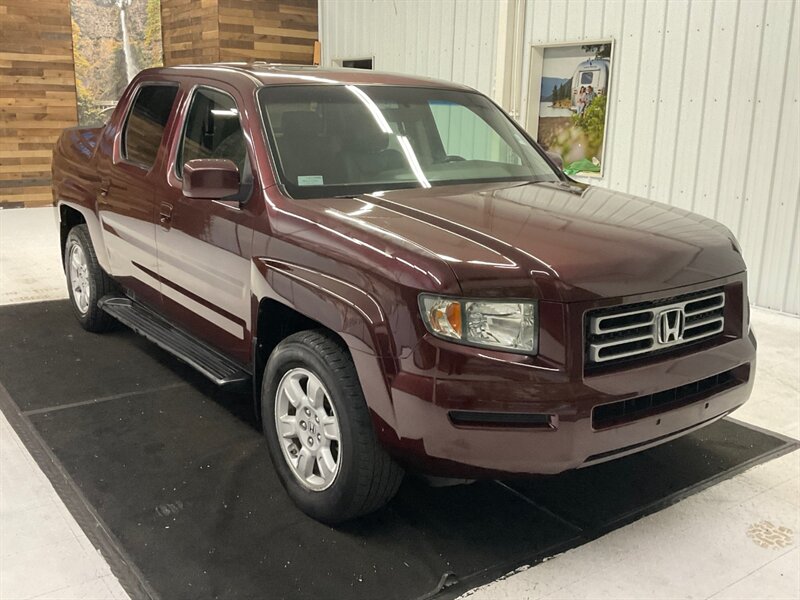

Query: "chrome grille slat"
left=588, top=337, right=654, bottom=363
left=685, top=315, right=725, bottom=329
left=587, top=289, right=725, bottom=365
left=683, top=321, right=724, bottom=339
left=591, top=334, right=654, bottom=350
left=684, top=292, right=725, bottom=314
left=589, top=310, right=655, bottom=334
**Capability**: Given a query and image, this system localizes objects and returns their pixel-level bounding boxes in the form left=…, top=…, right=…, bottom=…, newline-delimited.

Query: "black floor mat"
left=1, top=301, right=796, bottom=600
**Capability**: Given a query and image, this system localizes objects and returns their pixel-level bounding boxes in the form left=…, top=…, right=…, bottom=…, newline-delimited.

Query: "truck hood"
left=310, top=181, right=745, bottom=302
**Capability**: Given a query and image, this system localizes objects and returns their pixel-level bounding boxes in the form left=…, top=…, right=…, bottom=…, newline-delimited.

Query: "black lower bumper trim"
left=448, top=410, right=553, bottom=429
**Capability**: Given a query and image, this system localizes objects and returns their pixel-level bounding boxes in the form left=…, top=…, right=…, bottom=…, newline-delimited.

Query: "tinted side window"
left=123, top=85, right=179, bottom=168
left=179, top=88, right=246, bottom=176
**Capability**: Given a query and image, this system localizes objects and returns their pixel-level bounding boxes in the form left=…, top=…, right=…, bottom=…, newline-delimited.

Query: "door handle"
left=159, top=203, right=173, bottom=229
left=98, top=178, right=111, bottom=201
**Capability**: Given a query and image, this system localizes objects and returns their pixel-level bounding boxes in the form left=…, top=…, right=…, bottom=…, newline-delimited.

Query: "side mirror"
left=545, top=151, right=563, bottom=171
left=182, top=159, right=240, bottom=200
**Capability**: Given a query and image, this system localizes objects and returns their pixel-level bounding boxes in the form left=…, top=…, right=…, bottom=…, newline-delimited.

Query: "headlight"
left=418, top=294, right=537, bottom=353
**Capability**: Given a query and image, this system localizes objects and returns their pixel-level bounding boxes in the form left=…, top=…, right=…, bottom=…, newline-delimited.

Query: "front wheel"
left=64, top=225, right=116, bottom=332
left=262, top=330, right=404, bottom=523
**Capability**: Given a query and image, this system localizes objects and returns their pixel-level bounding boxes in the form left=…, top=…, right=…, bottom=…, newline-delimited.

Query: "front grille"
left=586, top=288, right=725, bottom=366
left=592, top=367, right=743, bottom=429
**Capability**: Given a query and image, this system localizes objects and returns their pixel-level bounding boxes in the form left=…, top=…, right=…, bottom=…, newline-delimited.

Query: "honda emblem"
left=657, top=308, right=685, bottom=344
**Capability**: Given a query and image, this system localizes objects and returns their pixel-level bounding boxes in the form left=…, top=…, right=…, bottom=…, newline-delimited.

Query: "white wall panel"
left=602, top=0, right=646, bottom=192
left=753, top=1, right=799, bottom=314
left=650, top=0, right=690, bottom=202
left=319, top=0, right=499, bottom=96
left=714, top=0, right=765, bottom=239
left=517, top=0, right=799, bottom=314
left=670, top=0, right=714, bottom=211
left=319, top=0, right=800, bottom=314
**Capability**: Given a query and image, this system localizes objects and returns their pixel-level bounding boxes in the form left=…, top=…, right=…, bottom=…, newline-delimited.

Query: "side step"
left=99, top=295, right=251, bottom=388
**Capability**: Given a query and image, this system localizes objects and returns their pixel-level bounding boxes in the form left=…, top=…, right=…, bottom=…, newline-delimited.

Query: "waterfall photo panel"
left=70, top=0, right=163, bottom=126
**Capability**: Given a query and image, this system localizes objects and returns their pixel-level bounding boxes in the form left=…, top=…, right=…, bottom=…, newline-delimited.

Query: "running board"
left=99, top=295, right=251, bottom=388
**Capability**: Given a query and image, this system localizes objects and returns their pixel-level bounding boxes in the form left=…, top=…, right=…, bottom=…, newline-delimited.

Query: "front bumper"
left=381, top=327, right=756, bottom=478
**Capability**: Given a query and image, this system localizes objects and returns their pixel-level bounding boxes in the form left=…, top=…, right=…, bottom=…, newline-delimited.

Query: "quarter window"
left=178, top=88, right=246, bottom=176
left=122, top=85, right=178, bottom=168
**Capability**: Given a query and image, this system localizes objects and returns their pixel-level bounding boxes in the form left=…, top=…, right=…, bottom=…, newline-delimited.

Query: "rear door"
left=98, top=82, right=179, bottom=308
left=154, top=84, right=255, bottom=364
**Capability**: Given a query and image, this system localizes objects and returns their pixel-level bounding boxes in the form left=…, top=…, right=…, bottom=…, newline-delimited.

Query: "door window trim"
left=119, top=81, right=180, bottom=172
left=174, top=84, right=252, bottom=181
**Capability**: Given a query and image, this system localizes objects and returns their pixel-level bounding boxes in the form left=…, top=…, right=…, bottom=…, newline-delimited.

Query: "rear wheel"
left=262, top=330, right=404, bottom=523
left=64, top=225, right=116, bottom=332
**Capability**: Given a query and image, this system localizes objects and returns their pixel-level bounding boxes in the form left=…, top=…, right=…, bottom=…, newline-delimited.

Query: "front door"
left=155, top=85, right=255, bottom=365
left=98, top=83, right=179, bottom=308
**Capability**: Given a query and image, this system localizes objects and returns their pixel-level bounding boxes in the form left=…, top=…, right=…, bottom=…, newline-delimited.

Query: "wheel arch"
left=58, top=201, right=112, bottom=274
left=251, top=258, right=399, bottom=433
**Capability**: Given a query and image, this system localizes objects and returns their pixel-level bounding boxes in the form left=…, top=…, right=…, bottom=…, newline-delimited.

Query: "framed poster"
left=526, top=40, right=613, bottom=177
left=70, top=0, right=164, bottom=126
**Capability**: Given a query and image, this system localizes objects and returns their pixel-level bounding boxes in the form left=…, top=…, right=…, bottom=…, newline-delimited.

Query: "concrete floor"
left=1, top=207, right=798, bottom=600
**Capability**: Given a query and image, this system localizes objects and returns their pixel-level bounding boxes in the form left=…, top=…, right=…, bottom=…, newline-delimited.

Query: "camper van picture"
left=571, top=58, right=610, bottom=112
left=535, top=41, right=612, bottom=176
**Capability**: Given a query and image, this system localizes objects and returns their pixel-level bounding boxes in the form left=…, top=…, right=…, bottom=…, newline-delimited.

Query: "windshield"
left=258, top=85, right=559, bottom=199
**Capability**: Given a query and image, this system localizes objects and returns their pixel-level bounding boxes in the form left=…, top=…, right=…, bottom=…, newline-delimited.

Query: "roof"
left=150, top=62, right=474, bottom=91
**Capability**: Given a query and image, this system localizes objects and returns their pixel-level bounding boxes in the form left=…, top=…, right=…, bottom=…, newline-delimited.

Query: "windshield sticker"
left=297, top=175, right=324, bottom=186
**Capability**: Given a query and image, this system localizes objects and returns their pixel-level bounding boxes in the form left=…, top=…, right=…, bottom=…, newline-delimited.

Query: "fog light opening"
left=448, top=411, right=554, bottom=429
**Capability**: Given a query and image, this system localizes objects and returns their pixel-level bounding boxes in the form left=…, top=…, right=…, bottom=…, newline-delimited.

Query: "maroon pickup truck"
left=52, top=64, right=756, bottom=523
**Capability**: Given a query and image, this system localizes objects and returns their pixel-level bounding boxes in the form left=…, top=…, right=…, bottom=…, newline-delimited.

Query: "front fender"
left=251, top=258, right=401, bottom=432
left=252, top=258, right=393, bottom=354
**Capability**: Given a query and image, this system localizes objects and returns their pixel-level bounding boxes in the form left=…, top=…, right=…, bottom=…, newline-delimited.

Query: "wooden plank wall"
left=0, top=0, right=318, bottom=207
left=0, top=0, right=79, bottom=208
left=218, top=0, right=317, bottom=64
left=161, top=0, right=220, bottom=66
left=161, top=0, right=318, bottom=66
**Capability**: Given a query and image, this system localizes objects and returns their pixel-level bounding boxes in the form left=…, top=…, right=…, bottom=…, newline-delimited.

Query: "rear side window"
left=178, top=88, right=246, bottom=176
left=123, top=84, right=179, bottom=168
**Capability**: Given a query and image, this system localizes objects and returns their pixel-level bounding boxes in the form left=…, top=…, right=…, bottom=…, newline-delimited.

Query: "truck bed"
left=51, top=126, right=104, bottom=206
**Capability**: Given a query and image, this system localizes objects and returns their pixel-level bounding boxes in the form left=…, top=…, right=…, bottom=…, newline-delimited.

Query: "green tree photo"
left=572, top=93, right=607, bottom=160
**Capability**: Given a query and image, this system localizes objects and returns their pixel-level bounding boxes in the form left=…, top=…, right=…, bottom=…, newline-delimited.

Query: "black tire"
left=64, top=224, right=117, bottom=332
left=262, top=330, right=404, bottom=523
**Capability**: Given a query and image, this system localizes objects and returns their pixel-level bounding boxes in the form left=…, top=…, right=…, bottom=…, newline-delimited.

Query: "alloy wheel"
left=69, top=243, right=91, bottom=315
left=274, top=367, right=341, bottom=491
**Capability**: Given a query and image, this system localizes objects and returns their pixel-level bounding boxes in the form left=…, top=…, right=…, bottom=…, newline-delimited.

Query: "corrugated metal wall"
left=318, top=0, right=500, bottom=98
left=319, top=0, right=800, bottom=315
left=521, top=0, right=799, bottom=315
